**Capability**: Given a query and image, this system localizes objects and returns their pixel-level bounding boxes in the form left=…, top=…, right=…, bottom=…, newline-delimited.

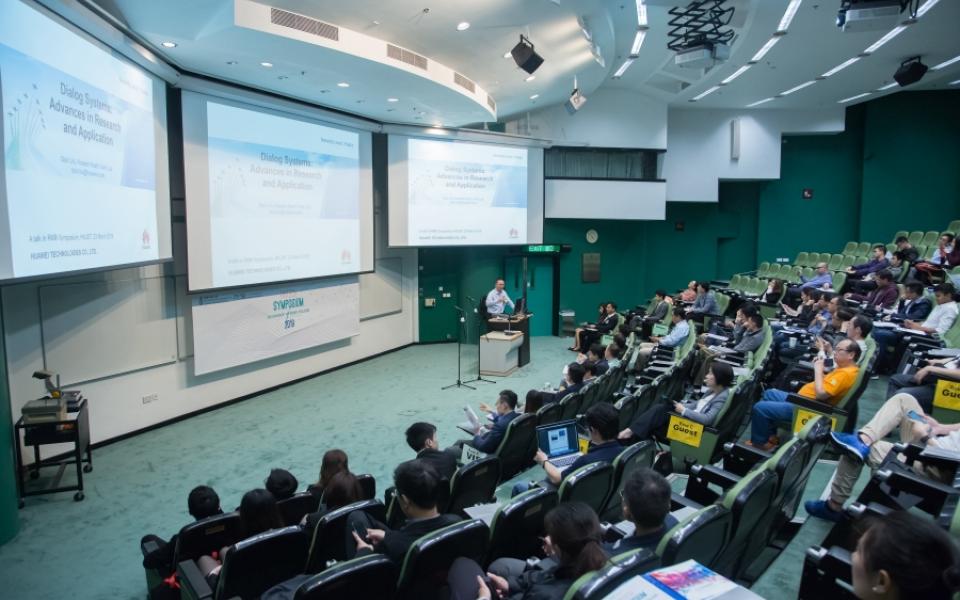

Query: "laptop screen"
left=536, top=420, right=579, bottom=458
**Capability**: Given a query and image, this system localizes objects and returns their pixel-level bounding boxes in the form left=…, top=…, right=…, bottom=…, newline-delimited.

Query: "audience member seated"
left=774, top=291, right=831, bottom=364
left=784, top=263, right=832, bottom=304
left=198, top=489, right=284, bottom=584
left=513, top=403, right=622, bottom=496
left=679, top=280, right=698, bottom=303
left=306, top=449, right=350, bottom=501
left=446, top=502, right=608, bottom=600
left=886, top=357, right=960, bottom=413
left=301, top=471, right=365, bottom=533
left=894, top=235, right=920, bottom=264
left=805, top=392, right=960, bottom=522
left=914, top=233, right=960, bottom=284
left=749, top=340, right=861, bottom=450
left=845, top=269, right=898, bottom=310
left=605, top=343, right=623, bottom=369
left=845, top=244, right=891, bottom=292
left=571, top=303, right=607, bottom=353
left=538, top=363, right=586, bottom=404
left=888, top=282, right=933, bottom=322
left=349, top=460, right=460, bottom=564
left=577, top=343, right=608, bottom=375
left=459, top=390, right=520, bottom=453
left=524, top=390, right=544, bottom=415
left=778, top=287, right=818, bottom=325
left=687, top=282, right=720, bottom=324
left=605, top=468, right=678, bottom=556
left=694, top=311, right=763, bottom=383
left=849, top=512, right=960, bottom=600
left=618, top=362, right=734, bottom=442
left=635, top=309, right=691, bottom=371
left=763, top=278, right=785, bottom=304
left=405, top=421, right=460, bottom=481
left=582, top=361, right=602, bottom=385
left=142, top=485, right=223, bottom=578
left=887, top=250, right=907, bottom=281
left=265, top=468, right=298, bottom=501
left=576, top=302, right=620, bottom=352
left=874, top=283, right=958, bottom=373
left=630, top=289, right=669, bottom=339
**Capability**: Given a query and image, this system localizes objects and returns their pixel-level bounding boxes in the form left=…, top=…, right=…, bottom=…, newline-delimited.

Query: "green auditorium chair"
left=768, top=263, right=783, bottom=278
left=616, top=381, right=660, bottom=433
left=560, top=391, right=585, bottom=421
left=655, top=504, right=731, bottom=569
left=830, top=271, right=847, bottom=292
left=356, top=473, right=376, bottom=500
left=558, top=462, right=614, bottom=515
left=305, top=499, right=387, bottom=572
left=801, top=266, right=814, bottom=281
left=445, top=456, right=501, bottom=518
left=562, top=549, right=660, bottom=600
left=908, top=230, right=924, bottom=245
left=827, top=254, right=843, bottom=271
left=892, top=230, right=908, bottom=243
left=293, top=554, right=397, bottom=600
left=600, top=440, right=657, bottom=521
left=856, top=242, right=872, bottom=255
left=794, top=251, right=808, bottom=267
left=841, top=254, right=856, bottom=270
left=277, top=491, right=322, bottom=527
left=756, top=262, right=769, bottom=278
left=687, top=466, right=778, bottom=579
left=841, top=241, right=858, bottom=254
left=947, top=220, right=960, bottom=235
left=728, top=274, right=742, bottom=292
left=493, top=412, right=537, bottom=481
left=143, top=512, right=244, bottom=594
left=179, top=526, right=309, bottom=600
left=536, top=401, right=563, bottom=428
left=808, top=252, right=822, bottom=266
left=395, top=519, right=489, bottom=600
left=485, top=487, right=558, bottom=564
left=886, top=243, right=896, bottom=255
left=922, top=230, right=941, bottom=247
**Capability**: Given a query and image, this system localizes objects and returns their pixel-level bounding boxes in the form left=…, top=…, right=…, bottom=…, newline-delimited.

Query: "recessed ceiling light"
left=747, top=97, right=775, bottom=107
left=636, top=0, right=648, bottom=27
left=691, top=86, right=720, bottom=101
left=917, top=0, right=941, bottom=18
left=387, top=97, right=399, bottom=102
left=525, top=74, right=536, bottom=82
left=630, top=30, right=646, bottom=56
left=161, top=41, right=177, bottom=48
left=821, top=57, right=860, bottom=78
left=457, top=21, right=470, bottom=31
left=932, top=54, right=960, bottom=70
left=863, top=25, right=906, bottom=55
left=779, top=80, right=816, bottom=96
left=612, top=58, right=635, bottom=79
left=750, top=37, right=780, bottom=64
left=776, top=0, right=803, bottom=33
left=530, top=94, right=539, bottom=100
left=877, top=82, right=899, bottom=91
left=839, top=92, right=871, bottom=104
left=260, top=61, right=273, bottom=68
left=337, top=82, right=350, bottom=87
left=951, top=79, right=960, bottom=86
left=721, top=65, right=751, bottom=85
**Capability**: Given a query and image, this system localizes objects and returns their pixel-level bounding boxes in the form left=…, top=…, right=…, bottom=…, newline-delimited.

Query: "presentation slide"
left=191, top=278, right=360, bottom=375
left=0, top=0, right=171, bottom=282
left=182, top=92, right=375, bottom=291
left=387, top=136, right=544, bottom=247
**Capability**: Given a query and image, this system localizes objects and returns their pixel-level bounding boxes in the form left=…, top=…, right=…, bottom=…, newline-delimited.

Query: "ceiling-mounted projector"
left=838, top=0, right=904, bottom=32
left=565, top=88, right=587, bottom=115
left=675, top=42, right=730, bottom=69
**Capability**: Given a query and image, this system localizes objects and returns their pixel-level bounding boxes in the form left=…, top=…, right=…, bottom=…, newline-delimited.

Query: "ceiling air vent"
left=454, top=72, right=476, bottom=93
left=270, top=7, right=339, bottom=42
left=386, top=44, right=428, bottom=70
left=486, top=95, right=496, bottom=112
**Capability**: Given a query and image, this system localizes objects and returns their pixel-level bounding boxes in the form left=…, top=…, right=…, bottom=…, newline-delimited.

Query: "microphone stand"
left=465, top=294, right=496, bottom=385
left=442, top=305, right=475, bottom=390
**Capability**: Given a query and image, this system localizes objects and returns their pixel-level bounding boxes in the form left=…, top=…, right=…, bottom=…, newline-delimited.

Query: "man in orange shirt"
left=748, top=339, right=861, bottom=450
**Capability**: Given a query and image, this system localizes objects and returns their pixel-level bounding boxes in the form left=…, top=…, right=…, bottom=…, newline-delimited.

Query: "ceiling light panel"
left=721, top=65, right=750, bottom=85
left=876, top=82, right=899, bottom=91
left=636, top=1, right=648, bottom=27
left=822, top=57, right=860, bottom=78
left=932, top=55, right=960, bottom=70
left=839, top=92, right=871, bottom=103
left=862, top=25, right=906, bottom=55
left=692, top=86, right=720, bottom=101
left=750, top=37, right=779, bottom=63
left=612, top=58, right=635, bottom=78
left=779, top=80, right=816, bottom=96
left=747, top=97, right=775, bottom=107
left=916, top=0, right=941, bottom=18
left=777, top=0, right=803, bottom=33
left=630, top=30, right=647, bottom=56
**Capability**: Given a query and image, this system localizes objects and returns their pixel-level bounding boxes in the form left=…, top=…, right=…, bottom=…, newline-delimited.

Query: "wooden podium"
left=488, top=314, right=532, bottom=367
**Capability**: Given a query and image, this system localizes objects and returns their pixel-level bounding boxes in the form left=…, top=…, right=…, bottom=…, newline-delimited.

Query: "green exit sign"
left=526, top=244, right=561, bottom=253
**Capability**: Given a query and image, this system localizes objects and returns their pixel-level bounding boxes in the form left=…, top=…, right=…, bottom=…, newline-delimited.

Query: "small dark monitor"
left=514, top=297, right=527, bottom=315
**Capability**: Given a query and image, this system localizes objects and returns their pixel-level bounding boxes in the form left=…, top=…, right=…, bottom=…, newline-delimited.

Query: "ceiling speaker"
left=893, top=57, right=928, bottom=87
left=511, top=35, right=544, bottom=75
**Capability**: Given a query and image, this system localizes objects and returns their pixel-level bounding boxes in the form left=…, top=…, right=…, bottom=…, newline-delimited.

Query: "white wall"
left=504, top=88, right=668, bottom=149
left=545, top=180, right=666, bottom=220
left=663, top=107, right=846, bottom=202
left=3, top=196, right=417, bottom=457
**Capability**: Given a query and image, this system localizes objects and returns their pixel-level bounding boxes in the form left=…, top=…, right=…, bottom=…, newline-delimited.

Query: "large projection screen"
left=0, top=0, right=172, bottom=282
left=387, top=135, right=544, bottom=246
left=181, top=91, right=375, bottom=292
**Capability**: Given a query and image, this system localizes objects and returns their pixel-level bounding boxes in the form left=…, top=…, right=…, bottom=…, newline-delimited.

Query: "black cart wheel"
left=83, top=464, right=92, bottom=473
left=73, top=491, right=84, bottom=501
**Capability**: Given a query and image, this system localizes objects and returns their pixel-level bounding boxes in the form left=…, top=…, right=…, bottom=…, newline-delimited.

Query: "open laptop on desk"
left=536, top=419, right=583, bottom=473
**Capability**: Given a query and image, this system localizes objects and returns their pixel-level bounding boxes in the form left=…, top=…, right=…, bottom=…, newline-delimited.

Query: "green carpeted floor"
left=0, top=337, right=893, bottom=599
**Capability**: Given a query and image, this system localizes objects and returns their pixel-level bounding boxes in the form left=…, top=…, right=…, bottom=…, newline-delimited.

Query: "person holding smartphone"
left=806, top=391, right=960, bottom=522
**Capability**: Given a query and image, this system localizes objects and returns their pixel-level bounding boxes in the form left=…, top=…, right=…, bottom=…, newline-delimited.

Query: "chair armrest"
left=141, top=539, right=160, bottom=558
left=805, top=545, right=852, bottom=582
left=874, top=466, right=958, bottom=513
left=688, top=464, right=742, bottom=490
left=670, top=491, right=703, bottom=511
left=177, top=560, right=214, bottom=600
left=786, top=393, right=845, bottom=416
left=844, top=502, right=893, bottom=521
left=720, top=442, right=772, bottom=476
left=927, top=348, right=960, bottom=358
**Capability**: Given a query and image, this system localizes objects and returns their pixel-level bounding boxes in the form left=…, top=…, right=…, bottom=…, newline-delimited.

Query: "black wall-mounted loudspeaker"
left=893, top=57, right=928, bottom=87
left=511, top=35, right=544, bottom=75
